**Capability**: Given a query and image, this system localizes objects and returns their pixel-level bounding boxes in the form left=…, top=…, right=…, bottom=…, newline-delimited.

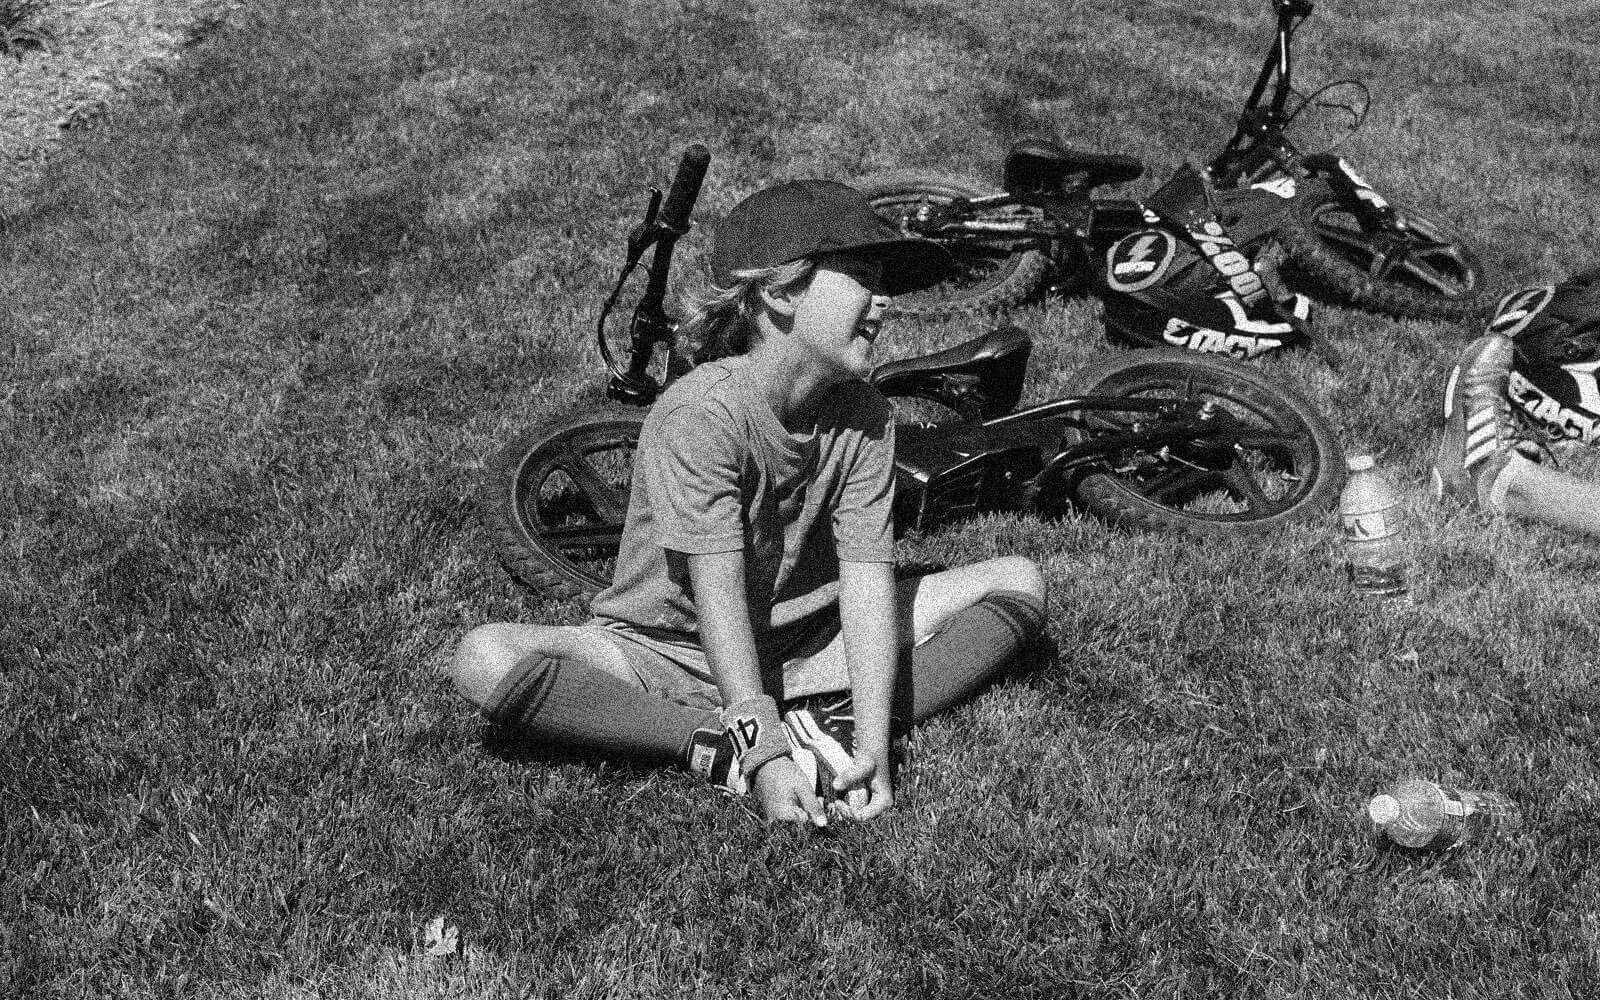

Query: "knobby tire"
left=483, top=408, right=645, bottom=602
left=1056, top=349, right=1343, bottom=533
left=857, top=171, right=1051, bottom=319
left=1278, top=178, right=1494, bottom=322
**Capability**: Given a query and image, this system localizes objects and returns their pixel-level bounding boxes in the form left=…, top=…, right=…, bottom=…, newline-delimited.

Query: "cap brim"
left=816, top=235, right=953, bottom=297
left=710, top=178, right=955, bottom=293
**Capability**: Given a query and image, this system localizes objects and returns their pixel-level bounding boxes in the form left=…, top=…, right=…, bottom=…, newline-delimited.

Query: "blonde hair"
left=679, top=258, right=816, bottom=364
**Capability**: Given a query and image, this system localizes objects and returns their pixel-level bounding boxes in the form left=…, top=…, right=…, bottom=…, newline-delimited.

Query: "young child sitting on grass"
left=451, top=180, right=1047, bottom=827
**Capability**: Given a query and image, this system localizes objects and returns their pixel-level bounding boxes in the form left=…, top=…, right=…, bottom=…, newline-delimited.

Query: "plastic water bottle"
left=1338, top=455, right=1408, bottom=598
left=1367, top=779, right=1522, bottom=850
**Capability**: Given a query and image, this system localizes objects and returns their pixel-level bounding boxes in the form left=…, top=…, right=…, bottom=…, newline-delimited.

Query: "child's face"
left=790, top=253, right=893, bottom=381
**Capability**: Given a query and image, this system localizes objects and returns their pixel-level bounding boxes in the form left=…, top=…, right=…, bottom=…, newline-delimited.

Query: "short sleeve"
left=831, top=390, right=896, bottom=563
left=640, top=402, right=746, bottom=554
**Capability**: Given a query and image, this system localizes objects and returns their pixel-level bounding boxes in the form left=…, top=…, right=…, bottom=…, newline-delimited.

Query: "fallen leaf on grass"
left=422, top=915, right=459, bottom=957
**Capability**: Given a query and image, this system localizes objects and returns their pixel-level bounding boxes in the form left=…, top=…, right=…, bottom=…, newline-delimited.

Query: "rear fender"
left=1303, top=153, right=1393, bottom=222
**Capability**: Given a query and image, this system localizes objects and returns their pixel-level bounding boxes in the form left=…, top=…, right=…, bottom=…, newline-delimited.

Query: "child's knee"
left=987, top=555, right=1046, bottom=604
left=449, top=624, right=521, bottom=709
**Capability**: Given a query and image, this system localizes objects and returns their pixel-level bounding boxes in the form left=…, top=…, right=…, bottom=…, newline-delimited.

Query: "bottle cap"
left=1367, top=794, right=1401, bottom=825
left=1346, top=454, right=1376, bottom=472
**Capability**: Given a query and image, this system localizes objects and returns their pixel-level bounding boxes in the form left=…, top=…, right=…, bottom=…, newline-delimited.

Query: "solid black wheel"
left=1279, top=178, right=1494, bottom=321
left=1055, top=349, right=1343, bottom=533
left=483, top=409, right=644, bottom=600
left=858, top=171, right=1051, bottom=319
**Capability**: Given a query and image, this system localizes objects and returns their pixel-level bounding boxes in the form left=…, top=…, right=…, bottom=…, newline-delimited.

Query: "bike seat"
left=871, top=325, right=1033, bottom=420
left=1004, top=138, right=1145, bottom=194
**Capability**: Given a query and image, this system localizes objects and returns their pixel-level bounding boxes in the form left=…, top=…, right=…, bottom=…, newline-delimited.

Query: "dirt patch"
left=1, top=0, right=234, bottom=212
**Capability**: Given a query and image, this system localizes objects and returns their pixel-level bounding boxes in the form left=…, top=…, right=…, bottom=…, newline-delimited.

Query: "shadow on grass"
left=477, top=726, right=658, bottom=786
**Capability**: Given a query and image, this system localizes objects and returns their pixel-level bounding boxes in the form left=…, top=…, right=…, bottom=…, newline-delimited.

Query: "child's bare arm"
left=688, top=549, right=827, bottom=828
left=835, top=559, right=899, bottom=819
left=686, top=549, right=764, bottom=703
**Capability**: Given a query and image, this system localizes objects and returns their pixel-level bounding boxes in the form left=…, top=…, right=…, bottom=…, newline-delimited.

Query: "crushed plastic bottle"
left=1338, top=454, right=1409, bottom=598
left=1368, top=778, right=1522, bottom=850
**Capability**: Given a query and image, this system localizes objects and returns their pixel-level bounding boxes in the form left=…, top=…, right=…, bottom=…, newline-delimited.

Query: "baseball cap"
left=709, top=179, right=951, bottom=296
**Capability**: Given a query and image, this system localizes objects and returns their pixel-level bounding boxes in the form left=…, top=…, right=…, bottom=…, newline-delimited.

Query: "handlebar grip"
left=657, top=144, right=710, bottom=235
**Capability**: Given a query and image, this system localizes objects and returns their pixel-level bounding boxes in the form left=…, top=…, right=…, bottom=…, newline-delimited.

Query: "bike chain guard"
left=1023, top=393, right=1230, bottom=509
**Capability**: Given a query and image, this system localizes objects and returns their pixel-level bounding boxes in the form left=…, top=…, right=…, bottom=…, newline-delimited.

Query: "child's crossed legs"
left=449, top=555, right=1046, bottom=767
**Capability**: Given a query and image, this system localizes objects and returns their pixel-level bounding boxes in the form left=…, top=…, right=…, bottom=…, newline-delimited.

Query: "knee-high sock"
left=484, top=654, right=719, bottom=763
left=896, top=590, right=1047, bottom=726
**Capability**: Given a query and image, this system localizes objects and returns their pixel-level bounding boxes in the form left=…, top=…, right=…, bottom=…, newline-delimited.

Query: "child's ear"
left=757, top=282, right=800, bottom=319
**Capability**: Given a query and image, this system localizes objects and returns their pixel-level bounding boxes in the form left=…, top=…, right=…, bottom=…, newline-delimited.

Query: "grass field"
left=4, top=0, right=1599, bottom=996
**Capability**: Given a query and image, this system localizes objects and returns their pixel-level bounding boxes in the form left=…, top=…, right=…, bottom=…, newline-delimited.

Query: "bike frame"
left=887, top=5, right=1342, bottom=284
left=988, top=389, right=1238, bottom=477
left=894, top=188, right=1155, bottom=291
left=890, top=387, right=1251, bottom=530
left=872, top=323, right=1262, bottom=530
left=1205, top=0, right=1400, bottom=238
left=596, top=145, right=708, bottom=405
left=1207, top=0, right=1316, bottom=187
left=891, top=0, right=1413, bottom=295
left=900, top=0, right=1320, bottom=250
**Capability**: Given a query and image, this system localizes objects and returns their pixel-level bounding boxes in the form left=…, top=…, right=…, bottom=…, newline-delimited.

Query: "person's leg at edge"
left=1428, top=331, right=1600, bottom=537
left=1495, top=459, right=1600, bottom=537
left=449, top=623, right=721, bottom=763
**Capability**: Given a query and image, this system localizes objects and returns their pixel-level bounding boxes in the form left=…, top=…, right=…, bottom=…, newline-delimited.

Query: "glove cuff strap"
left=721, top=695, right=788, bottom=779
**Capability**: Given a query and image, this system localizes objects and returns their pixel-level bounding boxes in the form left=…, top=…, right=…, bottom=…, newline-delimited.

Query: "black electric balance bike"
left=485, top=146, right=1343, bottom=601
left=863, top=0, right=1489, bottom=323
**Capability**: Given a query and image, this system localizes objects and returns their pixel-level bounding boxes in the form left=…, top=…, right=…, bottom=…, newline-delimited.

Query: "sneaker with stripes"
left=784, top=695, right=871, bottom=815
left=1431, top=333, right=1537, bottom=510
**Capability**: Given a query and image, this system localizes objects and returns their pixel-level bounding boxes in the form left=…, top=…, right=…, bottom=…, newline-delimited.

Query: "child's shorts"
left=578, top=612, right=851, bottom=711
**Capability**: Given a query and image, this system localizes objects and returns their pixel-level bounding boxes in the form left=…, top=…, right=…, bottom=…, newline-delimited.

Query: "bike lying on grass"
left=865, top=0, right=1489, bottom=325
left=485, top=147, right=1344, bottom=600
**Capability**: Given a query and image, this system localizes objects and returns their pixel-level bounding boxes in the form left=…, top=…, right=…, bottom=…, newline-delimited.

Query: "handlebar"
left=1211, top=0, right=1314, bottom=182
left=596, top=144, right=711, bottom=405
left=659, top=145, right=710, bottom=235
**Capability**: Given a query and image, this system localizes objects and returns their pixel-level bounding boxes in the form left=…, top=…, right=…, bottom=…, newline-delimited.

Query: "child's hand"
left=752, top=757, right=828, bottom=828
left=832, top=753, right=893, bottom=821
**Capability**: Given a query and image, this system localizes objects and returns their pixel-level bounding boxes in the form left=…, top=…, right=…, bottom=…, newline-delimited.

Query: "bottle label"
left=1342, top=509, right=1399, bottom=541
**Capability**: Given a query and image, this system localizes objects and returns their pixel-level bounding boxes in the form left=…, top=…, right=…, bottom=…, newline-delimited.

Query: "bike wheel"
left=857, top=171, right=1051, bottom=319
left=1278, top=178, right=1493, bottom=321
left=1054, top=348, right=1342, bottom=533
left=483, top=408, right=644, bottom=600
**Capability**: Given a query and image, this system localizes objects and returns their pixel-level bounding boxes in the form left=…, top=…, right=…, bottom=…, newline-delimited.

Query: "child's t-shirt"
left=590, top=355, right=896, bottom=662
